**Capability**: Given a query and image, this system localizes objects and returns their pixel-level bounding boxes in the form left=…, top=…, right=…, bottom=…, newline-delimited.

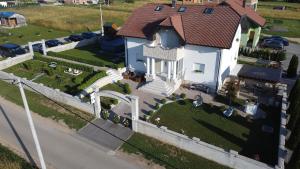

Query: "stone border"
left=0, top=53, right=33, bottom=70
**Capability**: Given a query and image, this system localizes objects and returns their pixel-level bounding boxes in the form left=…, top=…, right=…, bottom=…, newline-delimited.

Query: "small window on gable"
left=178, top=6, right=187, bottom=12
left=155, top=5, right=163, bottom=11
left=203, top=8, right=214, bottom=14
left=194, top=63, right=205, bottom=73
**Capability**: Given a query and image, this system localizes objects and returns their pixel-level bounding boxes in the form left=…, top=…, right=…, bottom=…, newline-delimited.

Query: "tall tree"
left=287, top=55, right=299, bottom=78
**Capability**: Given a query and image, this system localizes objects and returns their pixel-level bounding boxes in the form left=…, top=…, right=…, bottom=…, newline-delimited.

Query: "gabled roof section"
left=221, top=0, right=266, bottom=26
left=118, top=3, right=241, bottom=49
left=160, top=15, right=185, bottom=41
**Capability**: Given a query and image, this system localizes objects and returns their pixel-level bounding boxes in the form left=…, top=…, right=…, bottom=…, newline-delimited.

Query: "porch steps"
left=138, top=78, right=180, bottom=96
left=106, top=69, right=123, bottom=82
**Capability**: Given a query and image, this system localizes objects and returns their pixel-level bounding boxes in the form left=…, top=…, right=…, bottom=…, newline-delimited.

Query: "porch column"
left=173, top=60, right=177, bottom=80
left=167, top=61, right=171, bottom=81
left=151, top=58, right=156, bottom=78
left=146, top=57, right=150, bottom=76
left=161, top=60, right=164, bottom=73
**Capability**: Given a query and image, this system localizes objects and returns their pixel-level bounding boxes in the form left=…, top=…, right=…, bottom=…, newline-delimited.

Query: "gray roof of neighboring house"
left=237, top=65, right=282, bottom=83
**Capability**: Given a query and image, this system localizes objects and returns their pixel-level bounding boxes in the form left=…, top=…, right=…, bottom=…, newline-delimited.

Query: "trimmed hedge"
left=239, top=47, right=286, bottom=61
left=34, top=54, right=93, bottom=72
left=47, top=51, right=124, bottom=69
left=77, top=71, right=107, bottom=90
left=287, top=55, right=299, bottom=78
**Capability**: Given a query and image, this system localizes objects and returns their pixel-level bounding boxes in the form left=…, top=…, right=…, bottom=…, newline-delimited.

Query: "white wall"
left=183, top=45, right=220, bottom=89
left=126, top=37, right=147, bottom=72
left=0, top=2, right=7, bottom=7
left=218, top=24, right=241, bottom=88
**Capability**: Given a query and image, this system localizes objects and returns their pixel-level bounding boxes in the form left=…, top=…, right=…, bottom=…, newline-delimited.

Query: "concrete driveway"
left=78, top=119, right=133, bottom=150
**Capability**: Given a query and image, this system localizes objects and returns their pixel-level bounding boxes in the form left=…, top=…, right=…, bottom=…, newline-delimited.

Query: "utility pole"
left=99, top=0, right=104, bottom=36
left=17, top=79, right=47, bottom=169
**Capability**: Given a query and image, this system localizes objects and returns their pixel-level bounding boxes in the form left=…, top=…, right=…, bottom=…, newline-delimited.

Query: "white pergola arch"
left=28, top=40, right=47, bottom=56
left=93, top=89, right=139, bottom=131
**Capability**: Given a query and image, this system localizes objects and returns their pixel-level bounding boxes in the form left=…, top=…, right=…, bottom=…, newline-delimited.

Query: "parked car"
left=0, top=44, right=26, bottom=57
left=264, top=36, right=289, bottom=46
left=81, top=32, right=97, bottom=39
left=68, top=35, right=84, bottom=42
left=223, top=107, right=234, bottom=117
left=45, top=39, right=63, bottom=47
left=261, top=39, right=284, bottom=50
left=32, top=43, right=43, bottom=52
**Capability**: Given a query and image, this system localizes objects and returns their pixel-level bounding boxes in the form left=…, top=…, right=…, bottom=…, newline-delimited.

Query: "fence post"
left=93, top=88, right=101, bottom=119
left=41, top=39, right=47, bottom=56
left=28, top=42, right=34, bottom=56
left=130, top=95, right=139, bottom=132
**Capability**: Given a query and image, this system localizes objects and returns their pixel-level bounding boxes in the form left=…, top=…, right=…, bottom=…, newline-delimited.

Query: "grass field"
left=122, top=133, right=230, bottom=169
left=0, top=143, right=35, bottom=169
left=52, top=45, right=125, bottom=68
left=0, top=80, right=93, bottom=130
left=257, top=1, right=300, bottom=38
left=150, top=99, right=280, bottom=165
left=4, top=59, right=106, bottom=95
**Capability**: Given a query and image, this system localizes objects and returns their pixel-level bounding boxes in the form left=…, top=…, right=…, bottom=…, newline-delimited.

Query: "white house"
left=0, top=2, right=8, bottom=7
left=118, top=2, right=263, bottom=96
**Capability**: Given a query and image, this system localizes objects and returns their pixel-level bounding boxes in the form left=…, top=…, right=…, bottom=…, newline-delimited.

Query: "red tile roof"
left=118, top=3, right=241, bottom=49
left=222, top=0, right=266, bottom=26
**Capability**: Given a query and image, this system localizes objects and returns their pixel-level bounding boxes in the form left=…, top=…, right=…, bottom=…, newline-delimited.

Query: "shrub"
left=124, top=83, right=131, bottom=94
left=125, top=0, right=134, bottom=3
left=43, top=68, right=54, bottom=76
left=113, top=114, right=120, bottom=124
left=148, top=110, right=154, bottom=116
left=111, top=98, right=118, bottom=105
left=78, top=71, right=107, bottom=90
left=102, top=110, right=109, bottom=120
left=180, top=93, right=186, bottom=99
left=144, top=114, right=150, bottom=121
left=161, top=98, right=166, bottom=104
left=154, top=103, right=160, bottom=110
left=22, top=63, right=31, bottom=70
left=170, top=93, right=177, bottom=100
left=287, top=55, right=299, bottom=78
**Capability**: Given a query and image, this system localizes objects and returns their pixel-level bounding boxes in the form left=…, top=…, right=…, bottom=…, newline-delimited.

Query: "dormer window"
left=178, top=6, right=187, bottom=12
left=203, top=8, right=214, bottom=14
left=155, top=5, right=163, bottom=11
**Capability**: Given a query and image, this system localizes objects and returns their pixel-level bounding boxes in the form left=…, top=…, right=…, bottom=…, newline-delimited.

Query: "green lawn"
left=262, top=18, right=300, bottom=38
left=4, top=59, right=106, bottom=95
left=0, top=143, right=35, bottom=169
left=101, top=82, right=126, bottom=94
left=0, top=80, right=93, bottom=130
left=151, top=99, right=280, bottom=165
left=0, top=24, right=71, bottom=45
left=122, top=133, right=230, bottom=169
left=50, top=45, right=125, bottom=68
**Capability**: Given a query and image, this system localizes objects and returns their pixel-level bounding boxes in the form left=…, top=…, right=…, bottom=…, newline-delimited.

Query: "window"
left=203, top=8, right=214, bottom=14
left=178, top=6, right=187, bottom=12
left=194, top=63, right=205, bottom=73
left=154, top=5, right=163, bottom=11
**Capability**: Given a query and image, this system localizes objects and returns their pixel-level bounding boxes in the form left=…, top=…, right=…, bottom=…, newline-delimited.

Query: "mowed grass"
left=122, top=133, right=230, bottom=169
left=0, top=143, right=35, bottom=169
left=0, top=24, right=70, bottom=45
left=151, top=99, right=280, bottom=165
left=262, top=18, right=300, bottom=38
left=4, top=59, right=102, bottom=95
left=0, top=80, right=94, bottom=130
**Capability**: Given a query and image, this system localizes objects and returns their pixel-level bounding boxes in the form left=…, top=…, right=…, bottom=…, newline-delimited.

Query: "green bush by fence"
left=77, top=71, right=107, bottom=90
left=239, top=47, right=286, bottom=61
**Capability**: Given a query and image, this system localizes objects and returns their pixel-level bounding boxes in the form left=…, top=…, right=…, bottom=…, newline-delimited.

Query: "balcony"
left=143, top=45, right=184, bottom=61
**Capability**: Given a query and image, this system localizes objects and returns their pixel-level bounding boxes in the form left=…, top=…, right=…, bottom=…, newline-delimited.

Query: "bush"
left=43, top=68, right=54, bottom=76
left=180, top=93, right=186, bottom=99
left=154, top=103, right=160, bottom=110
left=240, top=47, right=286, bottom=61
left=287, top=55, right=299, bottom=78
left=125, top=0, right=134, bottom=3
left=22, top=63, right=31, bottom=70
left=148, top=110, right=154, bottom=116
left=111, top=98, right=118, bottom=105
left=102, top=110, right=109, bottom=120
left=161, top=99, right=166, bottom=104
left=124, top=83, right=131, bottom=94
left=113, top=114, right=120, bottom=124
left=78, top=71, right=107, bottom=90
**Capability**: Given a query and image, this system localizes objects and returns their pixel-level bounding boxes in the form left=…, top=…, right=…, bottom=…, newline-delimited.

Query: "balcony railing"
left=143, top=45, right=184, bottom=61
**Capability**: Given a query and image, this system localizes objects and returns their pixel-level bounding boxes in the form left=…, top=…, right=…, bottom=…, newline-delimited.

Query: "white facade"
left=124, top=24, right=241, bottom=93
left=0, top=2, right=7, bottom=7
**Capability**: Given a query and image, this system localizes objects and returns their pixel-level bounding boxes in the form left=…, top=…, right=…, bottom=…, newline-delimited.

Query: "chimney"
left=243, top=0, right=246, bottom=8
left=172, top=0, right=176, bottom=8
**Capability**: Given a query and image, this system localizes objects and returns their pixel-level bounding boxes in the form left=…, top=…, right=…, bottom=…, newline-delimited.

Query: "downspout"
left=215, top=49, right=222, bottom=92
left=124, top=37, right=129, bottom=68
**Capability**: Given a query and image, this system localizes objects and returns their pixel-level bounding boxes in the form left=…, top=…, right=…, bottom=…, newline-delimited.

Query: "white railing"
left=143, top=45, right=184, bottom=61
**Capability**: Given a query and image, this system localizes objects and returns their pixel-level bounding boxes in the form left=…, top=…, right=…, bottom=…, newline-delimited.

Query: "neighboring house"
left=0, top=12, right=26, bottom=28
left=222, top=0, right=265, bottom=48
left=0, top=2, right=8, bottom=7
left=63, top=0, right=97, bottom=4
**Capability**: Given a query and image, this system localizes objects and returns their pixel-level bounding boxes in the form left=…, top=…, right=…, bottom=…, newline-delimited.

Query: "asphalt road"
left=0, top=97, right=142, bottom=169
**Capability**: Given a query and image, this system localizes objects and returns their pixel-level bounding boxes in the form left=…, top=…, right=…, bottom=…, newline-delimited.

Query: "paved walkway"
left=30, top=73, right=44, bottom=82
left=78, top=119, right=133, bottom=151
left=45, top=55, right=108, bottom=71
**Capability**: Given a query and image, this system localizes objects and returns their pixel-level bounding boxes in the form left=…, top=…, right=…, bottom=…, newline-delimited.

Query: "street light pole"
left=17, top=79, right=47, bottom=169
left=99, top=1, right=104, bottom=36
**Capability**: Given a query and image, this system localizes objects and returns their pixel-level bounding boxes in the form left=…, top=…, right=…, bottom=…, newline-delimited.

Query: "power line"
left=21, top=82, right=179, bottom=169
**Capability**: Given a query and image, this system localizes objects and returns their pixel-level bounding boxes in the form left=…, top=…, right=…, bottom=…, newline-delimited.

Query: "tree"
left=287, top=80, right=300, bottom=132
left=226, top=81, right=238, bottom=105
left=287, top=55, right=299, bottom=78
